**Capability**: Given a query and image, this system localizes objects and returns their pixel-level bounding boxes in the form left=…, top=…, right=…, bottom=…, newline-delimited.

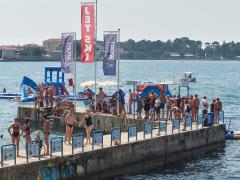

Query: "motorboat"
left=184, top=72, right=196, bottom=82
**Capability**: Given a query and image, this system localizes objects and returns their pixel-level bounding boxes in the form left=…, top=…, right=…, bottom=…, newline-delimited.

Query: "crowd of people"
left=34, top=83, right=55, bottom=108
left=132, top=92, right=223, bottom=125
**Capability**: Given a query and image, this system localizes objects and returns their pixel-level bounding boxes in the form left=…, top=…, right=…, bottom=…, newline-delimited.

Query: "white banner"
left=28, top=143, right=39, bottom=157
left=2, top=147, right=15, bottom=161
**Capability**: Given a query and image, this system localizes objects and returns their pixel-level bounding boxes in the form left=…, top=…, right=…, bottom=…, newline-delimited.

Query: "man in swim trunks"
left=43, top=116, right=50, bottom=155
left=159, top=93, right=166, bottom=119
left=97, top=87, right=105, bottom=112
left=64, top=108, right=79, bottom=144
left=8, top=118, right=21, bottom=157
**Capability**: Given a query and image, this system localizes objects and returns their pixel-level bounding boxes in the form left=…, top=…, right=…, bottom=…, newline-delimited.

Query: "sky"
left=0, top=0, right=240, bottom=45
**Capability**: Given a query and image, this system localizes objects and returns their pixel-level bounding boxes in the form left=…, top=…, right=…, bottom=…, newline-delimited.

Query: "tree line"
left=19, top=37, right=240, bottom=60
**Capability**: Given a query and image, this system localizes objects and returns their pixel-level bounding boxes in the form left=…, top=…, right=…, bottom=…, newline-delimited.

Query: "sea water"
left=0, top=60, right=240, bottom=179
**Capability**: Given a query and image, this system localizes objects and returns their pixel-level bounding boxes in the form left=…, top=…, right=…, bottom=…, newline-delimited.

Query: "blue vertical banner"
left=103, top=32, right=118, bottom=76
left=61, top=33, right=75, bottom=74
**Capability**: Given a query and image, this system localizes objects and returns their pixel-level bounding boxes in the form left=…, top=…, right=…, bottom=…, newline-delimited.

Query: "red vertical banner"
left=81, top=3, right=95, bottom=63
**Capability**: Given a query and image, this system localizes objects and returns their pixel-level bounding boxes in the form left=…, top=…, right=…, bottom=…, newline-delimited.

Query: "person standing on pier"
left=64, top=108, right=78, bottom=144
left=43, top=116, right=50, bottom=155
left=193, top=94, right=200, bottom=121
left=214, top=98, right=222, bottom=124
left=128, top=89, right=133, bottom=114
left=23, top=118, right=32, bottom=146
left=8, top=118, right=21, bottom=157
left=201, top=96, right=208, bottom=126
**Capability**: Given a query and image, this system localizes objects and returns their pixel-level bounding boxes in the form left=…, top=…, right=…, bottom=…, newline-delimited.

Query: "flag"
left=103, top=33, right=117, bottom=76
left=81, top=3, right=95, bottom=63
left=61, top=33, right=75, bottom=74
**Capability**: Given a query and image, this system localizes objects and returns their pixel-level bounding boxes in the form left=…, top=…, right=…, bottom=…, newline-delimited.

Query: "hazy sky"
left=0, top=0, right=239, bottom=45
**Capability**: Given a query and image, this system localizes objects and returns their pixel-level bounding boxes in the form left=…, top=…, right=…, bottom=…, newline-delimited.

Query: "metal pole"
left=117, top=29, right=120, bottom=115
left=94, top=0, right=98, bottom=112
left=74, top=32, right=77, bottom=111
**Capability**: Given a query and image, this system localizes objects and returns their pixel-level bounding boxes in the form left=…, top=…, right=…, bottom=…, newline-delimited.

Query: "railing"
left=0, top=111, right=225, bottom=167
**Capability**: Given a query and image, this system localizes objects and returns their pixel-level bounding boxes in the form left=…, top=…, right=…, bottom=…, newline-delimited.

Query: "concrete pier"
left=0, top=122, right=225, bottom=180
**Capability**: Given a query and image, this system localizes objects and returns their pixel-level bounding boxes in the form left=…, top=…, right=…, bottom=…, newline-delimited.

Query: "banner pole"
left=117, top=28, right=120, bottom=116
left=74, top=33, right=77, bottom=111
left=94, top=0, right=98, bottom=112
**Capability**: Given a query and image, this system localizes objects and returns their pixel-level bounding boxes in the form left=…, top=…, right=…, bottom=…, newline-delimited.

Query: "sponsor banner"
left=61, top=33, right=75, bottom=74
left=93, top=132, right=103, bottom=145
left=197, top=114, right=203, bottom=125
left=28, top=142, right=39, bottom=157
left=103, top=33, right=117, bottom=75
left=173, top=119, right=180, bottom=129
left=144, top=121, right=152, bottom=135
left=2, top=146, right=15, bottom=161
left=81, top=3, right=95, bottom=63
left=51, top=139, right=62, bottom=153
left=185, top=116, right=192, bottom=127
left=128, top=125, right=137, bottom=138
left=111, top=128, right=121, bottom=142
left=160, top=121, right=167, bottom=132
left=72, top=135, right=84, bottom=149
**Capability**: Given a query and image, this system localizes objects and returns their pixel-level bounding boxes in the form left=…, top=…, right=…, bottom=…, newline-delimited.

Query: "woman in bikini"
left=8, top=118, right=22, bottom=157
left=82, top=110, right=94, bottom=145
left=23, top=118, right=32, bottom=143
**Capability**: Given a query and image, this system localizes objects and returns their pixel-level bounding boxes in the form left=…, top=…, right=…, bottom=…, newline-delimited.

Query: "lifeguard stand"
left=44, top=66, right=68, bottom=95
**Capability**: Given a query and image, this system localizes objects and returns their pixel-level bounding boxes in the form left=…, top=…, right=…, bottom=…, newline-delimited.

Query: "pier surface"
left=0, top=120, right=225, bottom=180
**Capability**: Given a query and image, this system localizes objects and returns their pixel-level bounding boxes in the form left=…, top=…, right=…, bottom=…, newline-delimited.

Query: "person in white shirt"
left=201, top=96, right=208, bottom=125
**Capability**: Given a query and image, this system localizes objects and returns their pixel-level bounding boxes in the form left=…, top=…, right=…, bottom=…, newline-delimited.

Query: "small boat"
left=184, top=72, right=196, bottom=82
left=225, top=130, right=240, bottom=140
left=0, top=92, right=21, bottom=99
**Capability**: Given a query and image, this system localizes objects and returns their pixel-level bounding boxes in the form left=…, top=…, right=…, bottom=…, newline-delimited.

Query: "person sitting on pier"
left=3, top=87, right=6, bottom=93
left=8, top=118, right=22, bottom=157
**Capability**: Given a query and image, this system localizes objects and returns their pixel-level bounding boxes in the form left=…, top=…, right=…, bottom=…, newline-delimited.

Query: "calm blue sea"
left=0, top=60, right=240, bottom=179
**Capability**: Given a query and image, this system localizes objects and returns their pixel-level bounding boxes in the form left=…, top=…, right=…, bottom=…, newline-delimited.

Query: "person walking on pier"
left=43, top=116, right=50, bottom=156
left=8, top=118, right=21, bottom=157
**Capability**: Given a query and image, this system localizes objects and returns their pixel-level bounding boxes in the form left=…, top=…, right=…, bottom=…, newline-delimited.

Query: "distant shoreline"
left=0, top=58, right=239, bottom=62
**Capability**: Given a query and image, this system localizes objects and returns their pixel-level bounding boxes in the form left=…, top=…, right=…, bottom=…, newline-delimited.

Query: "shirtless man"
left=43, top=116, right=50, bottom=155
left=97, top=87, right=105, bottom=112
left=64, top=108, right=79, bottom=144
left=214, top=98, right=222, bottom=124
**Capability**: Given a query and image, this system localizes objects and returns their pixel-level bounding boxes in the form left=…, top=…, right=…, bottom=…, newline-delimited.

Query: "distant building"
left=43, top=38, right=61, bottom=51
left=184, top=53, right=194, bottom=58
left=170, top=52, right=180, bottom=57
left=0, top=46, right=18, bottom=60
